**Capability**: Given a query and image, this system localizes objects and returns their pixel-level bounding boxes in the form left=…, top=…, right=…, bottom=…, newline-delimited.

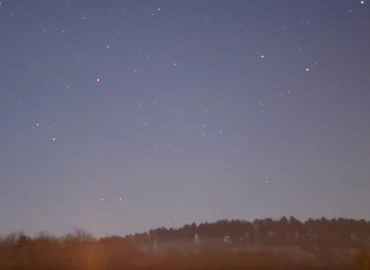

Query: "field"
left=1, top=238, right=369, bottom=270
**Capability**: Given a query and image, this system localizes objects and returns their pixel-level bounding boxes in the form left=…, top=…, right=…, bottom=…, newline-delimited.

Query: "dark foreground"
left=1, top=233, right=369, bottom=270
left=0, top=247, right=369, bottom=270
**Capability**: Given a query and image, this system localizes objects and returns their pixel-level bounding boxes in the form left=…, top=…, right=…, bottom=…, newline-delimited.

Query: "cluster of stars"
left=1, top=0, right=367, bottom=234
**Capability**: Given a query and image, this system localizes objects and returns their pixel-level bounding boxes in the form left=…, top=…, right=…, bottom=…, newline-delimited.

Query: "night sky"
left=1, top=0, right=370, bottom=237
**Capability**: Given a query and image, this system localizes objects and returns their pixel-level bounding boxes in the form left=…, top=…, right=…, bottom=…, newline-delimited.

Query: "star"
left=36, top=123, right=40, bottom=127
left=219, top=131, right=223, bottom=134
left=119, top=197, right=122, bottom=201
left=305, top=68, right=310, bottom=72
left=261, top=54, right=264, bottom=58
left=361, top=1, right=364, bottom=4
left=157, top=7, right=161, bottom=11
left=96, top=78, right=101, bottom=82
left=101, top=198, right=104, bottom=201
left=52, top=137, right=56, bottom=141
left=173, top=63, right=177, bottom=66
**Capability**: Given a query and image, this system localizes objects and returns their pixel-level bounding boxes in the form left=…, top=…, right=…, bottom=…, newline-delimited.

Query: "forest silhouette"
left=1, top=216, right=370, bottom=269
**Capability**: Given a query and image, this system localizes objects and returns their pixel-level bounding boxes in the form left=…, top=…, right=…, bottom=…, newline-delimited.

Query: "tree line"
left=0, top=217, right=370, bottom=268
left=130, top=217, right=370, bottom=249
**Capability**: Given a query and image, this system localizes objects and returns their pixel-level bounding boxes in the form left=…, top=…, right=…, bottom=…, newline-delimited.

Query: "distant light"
left=101, top=198, right=104, bottom=201
left=361, top=1, right=364, bottom=4
left=52, top=137, right=56, bottom=141
left=119, top=197, right=122, bottom=201
left=157, top=7, right=161, bottom=11
left=96, top=78, right=101, bottom=82
left=36, top=123, right=40, bottom=127
left=173, top=63, right=177, bottom=66
left=305, top=68, right=310, bottom=72
left=261, top=54, right=264, bottom=59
